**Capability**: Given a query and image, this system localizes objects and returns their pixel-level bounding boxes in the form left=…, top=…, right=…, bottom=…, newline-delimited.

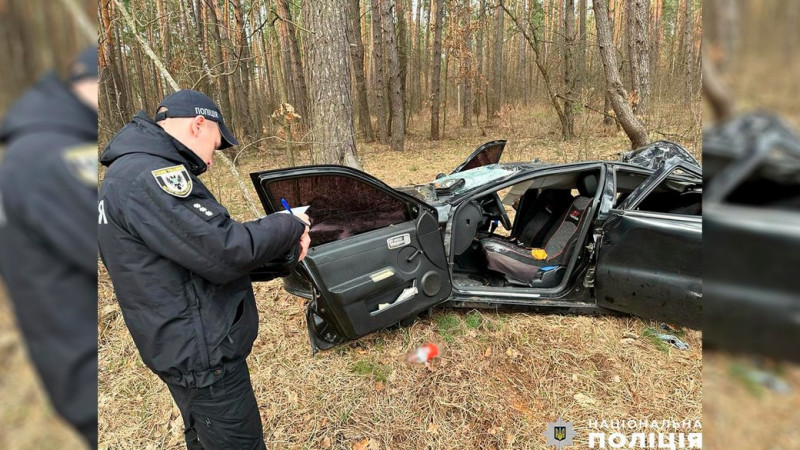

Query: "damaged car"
left=249, top=140, right=702, bottom=352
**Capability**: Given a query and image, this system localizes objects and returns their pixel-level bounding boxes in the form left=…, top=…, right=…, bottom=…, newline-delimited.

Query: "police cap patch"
left=151, top=165, right=193, bottom=198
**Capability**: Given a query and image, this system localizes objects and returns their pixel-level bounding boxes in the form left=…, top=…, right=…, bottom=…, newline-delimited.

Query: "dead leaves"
left=505, top=347, right=521, bottom=360
left=574, top=392, right=598, bottom=406
left=353, top=438, right=380, bottom=450
left=426, top=422, right=439, bottom=434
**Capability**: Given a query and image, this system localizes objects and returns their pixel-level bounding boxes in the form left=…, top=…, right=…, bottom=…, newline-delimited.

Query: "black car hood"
left=99, top=111, right=208, bottom=176
left=0, top=71, right=97, bottom=144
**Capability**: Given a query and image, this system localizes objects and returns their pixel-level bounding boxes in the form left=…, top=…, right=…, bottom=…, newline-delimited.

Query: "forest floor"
left=5, top=104, right=706, bottom=449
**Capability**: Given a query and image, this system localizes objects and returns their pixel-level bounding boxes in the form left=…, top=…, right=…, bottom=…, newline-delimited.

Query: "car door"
left=451, top=140, right=506, bottom=173
left=250, top=165, right=452, bottom=352
left=594, top=159, right=702, bottom=329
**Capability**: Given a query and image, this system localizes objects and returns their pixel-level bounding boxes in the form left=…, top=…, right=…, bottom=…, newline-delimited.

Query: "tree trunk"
left=490, top=3, right=504, bottom=116
left=371, top=0, right=390, bottom=144
left=276, top=0, right=309, bottom=123
left=346, top=0, right=375, bottom=141
left=578, top=0, right=587, bottom=95
left=626, top=0, right=650, bottom=115
left=414, top=0, right=423, bottom=112
left=429, top=0, right=444, bottom=140
left=474, top=0, right=486, bottom=122
left=682, top=0, right=693, bottom=103
left=381, top=0, right=405, bottom=150
left=651, top=0, right=662, bottom=82
left=396, top=0, right=409, bottom=127
left=461, top=0, right=472, bottom=127
left=563, top=0, right=576, bottom=139
left=594, top=0, right=649, bottom=149
left=301, top=0, right=361, bottom=168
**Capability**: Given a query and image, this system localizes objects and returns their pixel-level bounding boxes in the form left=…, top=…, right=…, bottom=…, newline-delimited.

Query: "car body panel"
left=595, top=210, right=702, bottom=328
left=249, top=140, right=703, bottom=350
left=250, top=166, right=451, bottom=352
left=703, top=113, right=800, bottom=362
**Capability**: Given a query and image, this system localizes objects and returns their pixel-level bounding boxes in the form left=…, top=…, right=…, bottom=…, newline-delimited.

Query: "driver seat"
left=480, top=172, right=598, bottom=287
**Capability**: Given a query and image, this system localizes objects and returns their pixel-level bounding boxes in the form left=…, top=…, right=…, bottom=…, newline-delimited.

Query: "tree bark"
left=382, top=0, right=405, bottom=150
left=371, top=0, right=390, bottom=144
left=276, top=0, right=309, bottom=123
left=460, top=0, right=472, bottom=127
left=594, top=0, right=649, bottom=149
left=701, top=49, right=735, bottom=122
left=429, top=0, right=444, bottom=140
left=346, top=0, right=375, bottom=142
left=474, top=0, right=486, bottom=121
left=301, top=0, right=361, bottom=168
left=563, top=0, right=576, bottom=139
left=626, top=0, right=650, bottom=115
left=490, top=2, right=504, bottom=116
left=578, top=0, right=587, bottom=94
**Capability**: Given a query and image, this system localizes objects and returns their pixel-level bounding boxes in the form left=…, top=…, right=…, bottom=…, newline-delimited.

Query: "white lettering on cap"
left=194, top=107, right=220, bottom=119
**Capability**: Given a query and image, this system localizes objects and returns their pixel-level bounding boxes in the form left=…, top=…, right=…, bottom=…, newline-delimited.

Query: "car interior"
left=615, top=168, right=702, bottom=215
left=450, top=169, right=601, bottom=290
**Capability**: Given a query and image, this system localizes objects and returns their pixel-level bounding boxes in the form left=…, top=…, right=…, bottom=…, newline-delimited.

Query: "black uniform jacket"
left=98, top=111, right=306, bottom=388
left=0, top=72, right=98, bottom=434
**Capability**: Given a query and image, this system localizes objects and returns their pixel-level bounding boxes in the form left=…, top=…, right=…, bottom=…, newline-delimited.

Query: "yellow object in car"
left=531, top=248, right=548, bottom=260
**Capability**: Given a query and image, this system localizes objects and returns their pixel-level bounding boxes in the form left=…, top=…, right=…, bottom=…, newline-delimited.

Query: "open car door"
left=451, top=140, right=506, bottom=174
left=595, top=146, right=703, bottom=329
left=250, top=166, right=452, bottom=352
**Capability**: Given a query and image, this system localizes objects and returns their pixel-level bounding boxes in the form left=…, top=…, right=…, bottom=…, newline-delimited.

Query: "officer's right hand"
left=298, top=227, right=311, bottom=261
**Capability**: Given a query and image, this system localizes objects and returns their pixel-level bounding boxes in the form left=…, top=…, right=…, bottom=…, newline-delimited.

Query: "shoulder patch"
left=151, top=165, right=193, bottom=198
left=63, top=144, right=98, bottom=186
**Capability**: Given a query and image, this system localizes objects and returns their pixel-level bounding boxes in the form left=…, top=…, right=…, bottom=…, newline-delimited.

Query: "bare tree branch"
left=58, top=0, right=97, bottom=45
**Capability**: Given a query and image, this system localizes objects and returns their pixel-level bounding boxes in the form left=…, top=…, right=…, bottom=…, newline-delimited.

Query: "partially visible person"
left=0, top=46, right=99, bottom=447
left=98, top=89, right=310, bottom=449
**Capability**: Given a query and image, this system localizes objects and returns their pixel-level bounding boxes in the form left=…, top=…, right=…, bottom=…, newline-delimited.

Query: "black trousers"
left=167, top=361, right=266, bottom=449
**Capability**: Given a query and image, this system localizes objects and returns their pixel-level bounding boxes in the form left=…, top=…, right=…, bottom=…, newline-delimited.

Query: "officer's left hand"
left=298, top=226, right=311, bottom=261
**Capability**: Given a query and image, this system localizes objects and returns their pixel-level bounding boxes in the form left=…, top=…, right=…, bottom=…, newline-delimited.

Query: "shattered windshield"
left=400, top=164, right=518, bottom=204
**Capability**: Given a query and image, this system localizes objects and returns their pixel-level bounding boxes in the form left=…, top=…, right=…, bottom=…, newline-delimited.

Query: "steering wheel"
left=492, top=192, right=512, bottom=231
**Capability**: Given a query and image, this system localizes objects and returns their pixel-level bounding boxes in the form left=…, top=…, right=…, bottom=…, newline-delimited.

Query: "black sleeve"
left=25, top=149, right=98, bottom=277
left=124, top=172, right=306, bottom=284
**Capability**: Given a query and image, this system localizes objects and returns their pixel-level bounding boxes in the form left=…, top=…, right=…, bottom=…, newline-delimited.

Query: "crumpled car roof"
left=621, top=140, right=700, bottom=171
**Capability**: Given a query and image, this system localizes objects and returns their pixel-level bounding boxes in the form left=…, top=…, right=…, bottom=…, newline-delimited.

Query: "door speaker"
left=421, top=271, right=441, bottom=297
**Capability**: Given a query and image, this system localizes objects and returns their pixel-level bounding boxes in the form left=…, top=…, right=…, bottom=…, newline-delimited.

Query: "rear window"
left=266, top=175, right=412, bottom=246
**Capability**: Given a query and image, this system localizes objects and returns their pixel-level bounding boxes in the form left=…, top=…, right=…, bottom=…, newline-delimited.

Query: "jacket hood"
left=99, top=111, right=207, bottom=175
left=0, top=71, right=97, bottom=144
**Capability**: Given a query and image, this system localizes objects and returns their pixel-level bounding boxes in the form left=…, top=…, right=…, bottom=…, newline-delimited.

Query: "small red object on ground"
left=408, top=342, right=440, bottom=363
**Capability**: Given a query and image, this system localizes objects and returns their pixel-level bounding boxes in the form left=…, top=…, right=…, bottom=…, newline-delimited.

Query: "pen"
left=280, top=198, right=293, bottom=215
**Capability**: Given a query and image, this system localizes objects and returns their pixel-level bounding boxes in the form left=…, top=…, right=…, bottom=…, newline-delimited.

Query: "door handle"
left=407, top=249, right=423, bottom=262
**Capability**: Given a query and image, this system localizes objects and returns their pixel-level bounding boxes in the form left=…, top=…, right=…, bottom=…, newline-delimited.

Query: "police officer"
left=0, top=47, right=99, bottom=447
left=97, top=90, right=310, bottom=449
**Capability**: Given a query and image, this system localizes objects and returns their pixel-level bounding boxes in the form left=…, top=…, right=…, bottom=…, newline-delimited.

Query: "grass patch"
left=465, top=311, right=483, bottom=329
left=435, top=313, right=464, bottom=342
left=350, top=360, right=390, bottom=383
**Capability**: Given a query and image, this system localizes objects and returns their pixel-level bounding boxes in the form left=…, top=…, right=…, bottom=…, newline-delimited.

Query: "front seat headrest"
left=577, top=172, right=599, bottom=197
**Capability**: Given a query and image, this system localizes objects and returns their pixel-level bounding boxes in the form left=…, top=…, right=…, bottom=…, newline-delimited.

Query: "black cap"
left=68, top=46, right=99, bottom=82
left=155, top=89, right=238, bottom=149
